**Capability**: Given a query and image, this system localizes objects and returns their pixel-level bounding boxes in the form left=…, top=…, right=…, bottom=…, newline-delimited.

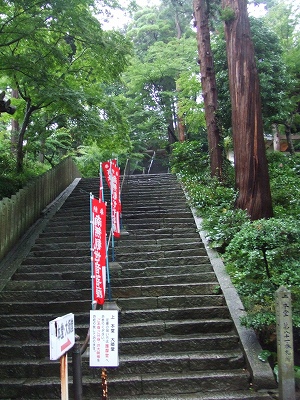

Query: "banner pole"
left=89, top=193, right=95, bottom=306
left=106, top=229, right=112, bottom=301
left=99, top=162, right=104, bottom=202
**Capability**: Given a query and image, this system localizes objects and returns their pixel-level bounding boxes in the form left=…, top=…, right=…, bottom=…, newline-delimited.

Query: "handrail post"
left=72, top=335, right=83, bottom=400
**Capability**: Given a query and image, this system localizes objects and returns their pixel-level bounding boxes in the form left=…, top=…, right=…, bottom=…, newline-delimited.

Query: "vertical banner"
left=91, top=197, right=107, bottom=305
left=102, top=159, right=116, bottom=189
left=111, top=162, right=121, bottom=238
left=102, top=159, right=121, bottom=238
left=89, top=310, right=119, bottom=367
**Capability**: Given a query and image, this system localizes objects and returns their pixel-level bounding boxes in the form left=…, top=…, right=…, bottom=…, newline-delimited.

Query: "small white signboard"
left=89, top=310, right=119, bottom=367
left=49, top=313, right=75, bottom=361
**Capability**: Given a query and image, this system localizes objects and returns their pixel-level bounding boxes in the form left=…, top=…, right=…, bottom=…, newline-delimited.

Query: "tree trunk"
left=285, top=121, right=295, bottom=155
left=272, top=124, right=281, bottom=151
left=222, top=0, right=273, bottom=220
left=16, top=100, right=35, bottom=173
left=10, top=89, right=19, bottom=155
left=193, top=0, right=223, bottom=179
left=176, top=81, right=186, bottom=142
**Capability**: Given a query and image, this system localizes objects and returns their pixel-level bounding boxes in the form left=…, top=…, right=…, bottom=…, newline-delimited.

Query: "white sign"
left=49, top=313, right=75, bottom=360
left=89, top=310, right=119, bottom=367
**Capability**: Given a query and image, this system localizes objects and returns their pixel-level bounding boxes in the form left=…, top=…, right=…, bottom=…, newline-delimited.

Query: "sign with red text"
left=101, top=160, right=121, bottom=238
left=102, top=159, right=117, bottom=189
left=111, top=162, right=121, bottom=238
left=91, top=198, right=107, bottom=305
left=89, top=310, right=119, bottom=367
left=49, top=313, right=75, bottom=360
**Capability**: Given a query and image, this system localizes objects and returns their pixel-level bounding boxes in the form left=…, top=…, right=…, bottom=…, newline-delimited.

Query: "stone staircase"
left=0, top=173, right=276, bottom=399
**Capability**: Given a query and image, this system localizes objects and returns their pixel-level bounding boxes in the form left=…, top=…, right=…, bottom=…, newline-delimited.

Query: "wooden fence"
left=0, top=157, right=81, bottom=262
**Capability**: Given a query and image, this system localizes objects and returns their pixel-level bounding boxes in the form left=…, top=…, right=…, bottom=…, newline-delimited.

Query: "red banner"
left=111, top=162, right=121, bottom=238
left=92, top=198, right=107, bottom=305
left=102, top=159, right=117, bottom=189
left=102, top=159, right=121, bottom=238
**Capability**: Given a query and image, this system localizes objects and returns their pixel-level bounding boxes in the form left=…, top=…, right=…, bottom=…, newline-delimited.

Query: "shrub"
left=170, top=140, right=209, bottom=177
left=267, top=152, right=300, bottom=218
left=224, top=217, right=300, bottom=330
left=202, top=208, right=249, bottom=252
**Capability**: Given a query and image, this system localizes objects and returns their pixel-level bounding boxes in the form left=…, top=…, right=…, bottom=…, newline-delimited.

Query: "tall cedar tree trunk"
left=193, top=0, right=223, bottom=179
left=222, top=0, right=273, bottom=219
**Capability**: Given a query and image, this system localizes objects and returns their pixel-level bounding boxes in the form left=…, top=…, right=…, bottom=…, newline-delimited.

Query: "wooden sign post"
left=275, top=286, right=296, bottom=400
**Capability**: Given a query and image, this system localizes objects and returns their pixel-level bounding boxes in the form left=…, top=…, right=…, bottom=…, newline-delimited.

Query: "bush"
left=224, top=217, right=300, bottom=330
left=267, top=152, right=300, bottom=217
left=170, top=140, right=209, bottom=177
left=202, top=208, right=249, bottom=252
left=171, top=144, right=300, bottom=343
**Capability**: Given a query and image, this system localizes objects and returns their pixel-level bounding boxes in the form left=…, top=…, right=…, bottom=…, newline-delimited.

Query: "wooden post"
left=60, top=353, right=69, bottom=400
left=275, top=286, right=296, bottom=400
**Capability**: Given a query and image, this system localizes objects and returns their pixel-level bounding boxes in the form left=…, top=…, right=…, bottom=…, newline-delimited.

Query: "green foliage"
left=170, top=141, right=209, bottom=176
left=212, top=16, right=293, bottom=132
left=176, top=72, right=206, bottom=138
left=123, top=2, right=198, bottom=147
left=202, top=208, right=249, bottom=252
left=188, top=180, right=236, bottom=214
left=225, top=217, right=300, bottom=329
left=0, top=0, right=133, bottom=172
left=220, top=7, right=235, bottom=23
left=267, top=152, right=300, bottom=217
left=173, top=142, right=300, bottom=337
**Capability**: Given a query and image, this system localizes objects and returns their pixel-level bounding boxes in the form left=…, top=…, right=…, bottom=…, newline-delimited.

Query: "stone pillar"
left=275, top=286, right=296, bottom=400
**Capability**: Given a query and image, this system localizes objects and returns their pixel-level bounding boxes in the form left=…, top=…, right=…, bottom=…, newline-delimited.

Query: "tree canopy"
left=0, top=0, right=133, bottom=172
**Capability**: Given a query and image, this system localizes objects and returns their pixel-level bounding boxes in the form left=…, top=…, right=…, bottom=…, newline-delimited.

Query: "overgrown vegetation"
left=0, top=136, right=50, bottom=200
left=170, top=141, right=300, bottom=349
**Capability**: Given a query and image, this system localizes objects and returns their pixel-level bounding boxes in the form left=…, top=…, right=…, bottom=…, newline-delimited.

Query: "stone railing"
left=0, top=157, right=81, bottom=262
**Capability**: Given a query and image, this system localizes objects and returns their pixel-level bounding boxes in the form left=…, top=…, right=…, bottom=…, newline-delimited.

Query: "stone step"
left=48, top=211, right=193, bottom=222
left=115, top=231, right=200, bottom=240
left=119, top=332, right=240, bottom=354
left=0, top=330, right=240, bottom=358
left=123, top=221, right=196, bottom=229
left=0, top=370, right=251, bottom=399
left=23, top=247, right=206, bottom=261
left=0, top=288, right=91, bottom=302
left=11, top=271, right=216, bottom=286
left=123, top=210, right=192, bottom=218
left=19, top=254, right=210, bottom=268
left=116, top=294, right=225, bottom=310
left=119, top=256, right=211, bottom=268
left=0, top=294, right=225, bottom=314
left=0, top=350, right=245, bottom=379
left=4, top=279, right=91, bottom=291
left=116, top=237, right=204, bottom=246
left=122, top=227, right=199, bottom=236
left=0, top=318, right=235, bottom=348
left=112, top=272, right=218, bottom=286
left=111, top=350, right=245, bottom=375
left=119, top=319, right=234, bottom=339
left=0, top=306, right=230, bottom=328
left=119, top=306, right=230, bottom=323
left=9, top=263, right=211, bottom=277
left=0, top=299, right=90, bottom=314
left=111, top=282, right=220, bottom=298
left=29, top=239, right=204, bottom=252
left=116, top=248, right=208, bottom=260
left=106, top=391, right=275, bottom=400
left=117, top=265, right=214, bottom=278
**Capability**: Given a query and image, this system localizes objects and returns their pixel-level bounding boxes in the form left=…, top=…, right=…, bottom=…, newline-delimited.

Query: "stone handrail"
left=0, top=157, right=81, bottom=262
